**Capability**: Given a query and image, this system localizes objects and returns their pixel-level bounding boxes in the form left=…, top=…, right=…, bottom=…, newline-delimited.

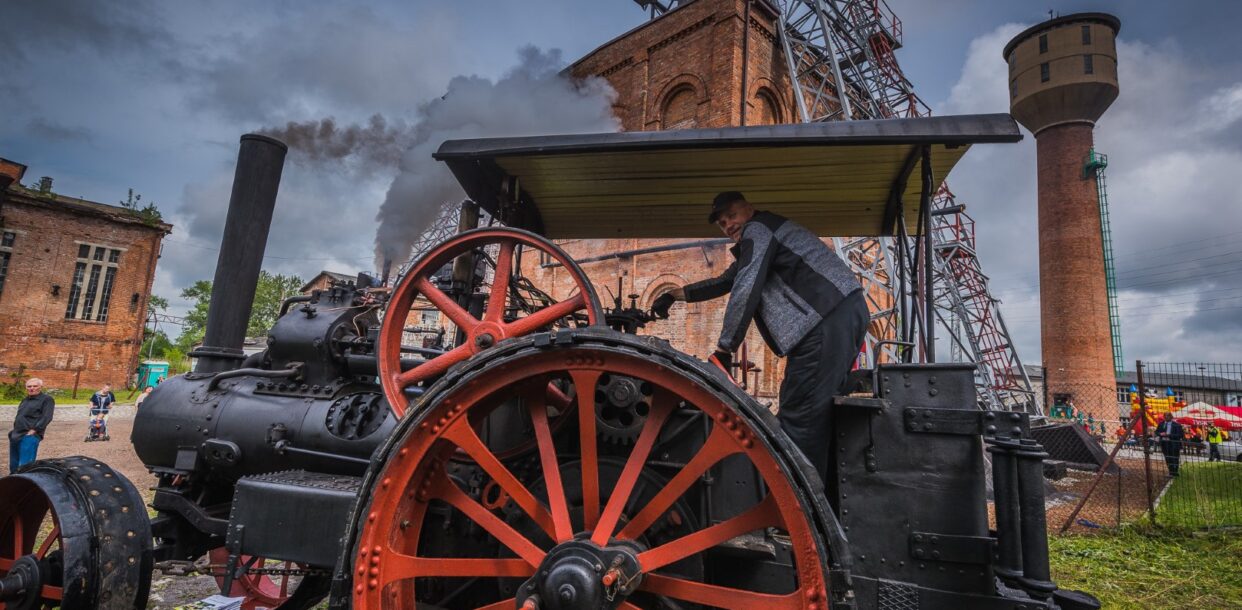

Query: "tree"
left=248, top=271, right=305, bottom=337
left=176, top=271, right=304, bottom=349
left=119, top=188, right=163, bottom=225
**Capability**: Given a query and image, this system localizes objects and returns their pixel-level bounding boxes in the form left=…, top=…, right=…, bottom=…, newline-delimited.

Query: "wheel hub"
left=0, top=555, right=45, bottom=610
left=518, top=540, right=642, bottom=610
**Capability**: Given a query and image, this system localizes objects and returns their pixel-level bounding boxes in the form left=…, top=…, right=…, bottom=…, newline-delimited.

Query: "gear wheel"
left=594, top=373, right=652, bottom=444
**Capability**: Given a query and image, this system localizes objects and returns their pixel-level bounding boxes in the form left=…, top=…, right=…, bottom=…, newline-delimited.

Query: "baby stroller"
left=85, top=406, right=110, bottom=442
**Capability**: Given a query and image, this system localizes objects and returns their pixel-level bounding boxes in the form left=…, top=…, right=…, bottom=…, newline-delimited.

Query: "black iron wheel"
left=0, top=456, right=153, bottom=609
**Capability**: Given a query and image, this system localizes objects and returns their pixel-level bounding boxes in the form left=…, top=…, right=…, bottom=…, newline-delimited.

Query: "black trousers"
left=777, top=290, right=869, bottom=481
left=1160, top=441, right=1181, bottom=475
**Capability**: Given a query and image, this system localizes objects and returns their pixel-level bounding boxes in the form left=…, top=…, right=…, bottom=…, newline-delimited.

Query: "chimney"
left=37, top=176, right=53, bottom=193
left=190, top=134, right=288, bottom=374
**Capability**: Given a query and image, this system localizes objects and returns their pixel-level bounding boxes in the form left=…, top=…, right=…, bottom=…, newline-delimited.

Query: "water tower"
left=1004, top=13, right=1121, bottom=420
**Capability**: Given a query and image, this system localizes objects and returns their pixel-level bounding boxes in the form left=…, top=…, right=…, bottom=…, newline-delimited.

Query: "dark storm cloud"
left=188, top=6, right=464, bottom=123
left=25, top=118, right=93, bottom=143
left=0, top=1, right=173, bottom=64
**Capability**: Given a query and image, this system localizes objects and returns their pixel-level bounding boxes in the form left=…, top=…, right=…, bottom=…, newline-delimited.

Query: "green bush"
left=1, top=365, right=29, bottom=401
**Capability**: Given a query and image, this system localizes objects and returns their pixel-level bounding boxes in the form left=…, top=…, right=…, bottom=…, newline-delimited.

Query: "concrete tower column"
left=1005, top=13, right=1121, bottom=420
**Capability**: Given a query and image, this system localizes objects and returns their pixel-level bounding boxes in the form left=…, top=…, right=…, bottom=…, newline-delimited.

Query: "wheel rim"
left=208, top=549, right=301, bottom=609
left=351, top=335, right=831, bottom=609
left=0, top=480, right=66, bottom=606
left=0, top=457, right=152, bottom=609
left=379, top=228, right=604, bottom=418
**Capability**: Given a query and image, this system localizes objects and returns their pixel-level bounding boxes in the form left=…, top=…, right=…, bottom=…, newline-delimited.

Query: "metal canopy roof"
left=434, top=114, right=1021, bottom=239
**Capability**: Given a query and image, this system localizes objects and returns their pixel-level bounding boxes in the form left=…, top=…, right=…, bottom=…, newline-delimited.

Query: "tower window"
left=1039, top=34, right=1048, bottom=53
left=1010, top=80, right=1017, bottom=99
left=1040, top=62, right=1050, bottom=82
left=1084, top=54, right=1094, bottom=75
left=1082, top=25, right=1092, bottom=45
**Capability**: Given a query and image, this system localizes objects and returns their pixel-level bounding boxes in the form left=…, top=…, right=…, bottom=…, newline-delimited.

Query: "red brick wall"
left=513, top=0, right=854, bottom=402
left=0, top=191, right=166, bottom=390
left=1036, top=123, right=1117, bottom=420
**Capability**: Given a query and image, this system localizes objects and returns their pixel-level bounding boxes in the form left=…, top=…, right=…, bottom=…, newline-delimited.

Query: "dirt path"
left=3, top=404, right=236, bottom=608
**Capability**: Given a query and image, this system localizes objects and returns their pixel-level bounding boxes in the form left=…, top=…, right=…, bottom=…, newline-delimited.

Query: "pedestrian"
left=134, top=386, right=154, bottom=408
left=1155, top=412, right=1185, bottom=476
left=8, top=377, right=55, bottom=473
left=1205, top=424, right=1223, bottom=462
left=87, top=383, right=116, bottom=441
left=651, top=191, right=868, bottom=480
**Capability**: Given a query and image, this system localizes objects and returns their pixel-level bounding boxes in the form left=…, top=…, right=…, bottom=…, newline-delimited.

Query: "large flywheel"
left=339, top=329, right=843, bottom=609
left=378, top=228, right=604, bottom=418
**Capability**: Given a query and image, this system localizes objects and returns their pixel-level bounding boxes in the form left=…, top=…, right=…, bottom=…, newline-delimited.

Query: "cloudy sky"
left=2, top=1, right=1240, bottom=365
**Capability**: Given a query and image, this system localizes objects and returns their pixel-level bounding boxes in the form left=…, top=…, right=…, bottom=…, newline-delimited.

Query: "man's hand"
left=26, top=430, right=36, bottom=436
left=710, top=350, right=733, bottom=374
left=651, top=291, right=680, bottom=319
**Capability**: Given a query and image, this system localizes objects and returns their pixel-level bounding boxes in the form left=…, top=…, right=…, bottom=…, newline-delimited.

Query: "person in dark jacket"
left=1155, top=412, right=1185, bottom=476
left=8, top=377, right=55, bottom=473
left=652, top=192, right=868, bottom=479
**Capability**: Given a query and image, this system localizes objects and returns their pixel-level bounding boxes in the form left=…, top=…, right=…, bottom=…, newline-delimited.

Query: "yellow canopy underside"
left=495, top=143, right=967, bottom=238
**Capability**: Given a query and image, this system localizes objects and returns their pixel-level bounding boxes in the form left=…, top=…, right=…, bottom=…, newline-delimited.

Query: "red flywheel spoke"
left=363, top=301, right=831, bottom=609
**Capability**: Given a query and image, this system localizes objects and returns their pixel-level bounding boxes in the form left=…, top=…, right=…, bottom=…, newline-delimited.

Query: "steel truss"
left=773, top=0, right=1038, bottom=412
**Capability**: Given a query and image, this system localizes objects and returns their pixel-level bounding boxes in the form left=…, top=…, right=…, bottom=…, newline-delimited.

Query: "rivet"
left=369, top=578, right=378, bottom=589
left=370, top=566, right=379, bottom=576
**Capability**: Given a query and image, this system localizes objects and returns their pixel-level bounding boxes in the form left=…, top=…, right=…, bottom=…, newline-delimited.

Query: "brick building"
left=513, top=0, right=850, bottom=402
left=0, top=158, right=171, bottom=390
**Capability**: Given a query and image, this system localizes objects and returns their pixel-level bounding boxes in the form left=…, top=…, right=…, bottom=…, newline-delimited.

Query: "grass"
left=1050, top=526, right=1242, bottom=609
left=1157, top=461, right=1242, bottom=529
left=0, top=387, right=109, bottom=406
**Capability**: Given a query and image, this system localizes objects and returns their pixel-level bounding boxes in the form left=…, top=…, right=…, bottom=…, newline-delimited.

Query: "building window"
left=0, top=251, right=8, bottom=299
left=1117, top=386, right=1132, bottom=403
left=1040, top=62, right=1050, bottom=82
left=0, top=231, right=13, bottom=299
left=1039, top=34, right=1048, bottom=54
left=1083, top=54, right=1094, bottom=75
left=1010, top=80, right=1017, bottom=99
left=1082, top=25, right=1092, bottom=45
left=64, top=244, right=121, bottom=322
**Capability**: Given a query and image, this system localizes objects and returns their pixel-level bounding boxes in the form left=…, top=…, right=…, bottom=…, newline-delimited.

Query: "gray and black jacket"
left=10, top=393, right=54, bottom=441
left=683, top=211, right=862, bottom=356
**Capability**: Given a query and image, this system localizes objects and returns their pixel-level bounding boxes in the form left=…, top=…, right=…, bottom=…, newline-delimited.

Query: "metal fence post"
left=1136, top=360, right=1156, bottom=526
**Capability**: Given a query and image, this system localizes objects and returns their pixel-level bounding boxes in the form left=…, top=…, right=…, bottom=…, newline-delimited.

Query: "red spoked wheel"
left=345, top=330, right=837, bottom=610
left=379, top=228, right=604, bottom=418
left=207, top=549, right=303, bottom=610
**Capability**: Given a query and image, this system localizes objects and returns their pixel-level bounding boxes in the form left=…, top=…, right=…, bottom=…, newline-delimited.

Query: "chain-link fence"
left=1034, top=362, right=1242, bottom=533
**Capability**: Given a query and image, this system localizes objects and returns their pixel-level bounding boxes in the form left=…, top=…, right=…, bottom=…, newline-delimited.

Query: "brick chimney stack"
left=1004, top=13, right=1121, bottom=420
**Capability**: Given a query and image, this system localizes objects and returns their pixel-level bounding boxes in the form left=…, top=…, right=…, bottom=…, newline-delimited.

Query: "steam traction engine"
left=1, top=118, right=1100, bottom=609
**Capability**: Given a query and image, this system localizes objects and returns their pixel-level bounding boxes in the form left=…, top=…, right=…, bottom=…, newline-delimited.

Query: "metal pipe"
left=193, top=134, right=288, bottom=373
left=206, top=364, right=300, bottom=391
left=921, top=146, right=935, bottom=362
left=1015, top=439, right=1056, bottom=599
left=987, top=439, right=1023, bottom=585
left=740, top=0, right=751, bottom=126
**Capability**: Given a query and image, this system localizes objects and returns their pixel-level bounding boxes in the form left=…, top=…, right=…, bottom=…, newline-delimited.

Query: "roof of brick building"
left=3, top=184, right=173, bottom=233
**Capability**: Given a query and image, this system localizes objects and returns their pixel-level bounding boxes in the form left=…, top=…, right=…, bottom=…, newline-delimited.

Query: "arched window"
left=662, top=86, right=698, bottom=130
left=752, top=88, right=782, bottom=125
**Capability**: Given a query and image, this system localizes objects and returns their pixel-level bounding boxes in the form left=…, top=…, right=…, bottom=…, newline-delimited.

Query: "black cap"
left=708, top=191, right=746, bottom=223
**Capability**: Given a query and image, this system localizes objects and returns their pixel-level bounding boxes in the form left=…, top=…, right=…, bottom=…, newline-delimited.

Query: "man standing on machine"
left=652, top=191, right=869, bottom=479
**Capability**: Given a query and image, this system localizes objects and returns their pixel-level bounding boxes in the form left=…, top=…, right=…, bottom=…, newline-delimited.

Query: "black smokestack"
left=192, top=134, right=288, bottom=373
